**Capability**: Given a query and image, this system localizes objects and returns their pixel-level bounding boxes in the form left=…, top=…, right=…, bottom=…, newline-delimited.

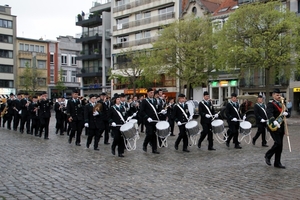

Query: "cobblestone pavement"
left=0, top=116, right=300, bottom=199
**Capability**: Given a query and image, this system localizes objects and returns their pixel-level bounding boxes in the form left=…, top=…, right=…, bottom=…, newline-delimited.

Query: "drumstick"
left=212, top=111, right=220, bottom=120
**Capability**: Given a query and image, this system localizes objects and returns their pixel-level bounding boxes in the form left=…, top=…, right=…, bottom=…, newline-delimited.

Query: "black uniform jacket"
left=84, top=103, right=104, bottom=129
left=67, top=99, right=83, bottom=121
left=199, top=100, right=215, bottom=124
left=172, top=103, right=190, bottom=124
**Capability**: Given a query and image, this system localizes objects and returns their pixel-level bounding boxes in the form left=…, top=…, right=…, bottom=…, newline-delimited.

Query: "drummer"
left=173, top=94, right=192, bottom=152
left=198, top=91, right=218, bottom=151
left=225, top=93, right=244, bottom=149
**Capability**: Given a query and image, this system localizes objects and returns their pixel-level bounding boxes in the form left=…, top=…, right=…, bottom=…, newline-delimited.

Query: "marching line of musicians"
left=0, top=88, right=290, bottom=168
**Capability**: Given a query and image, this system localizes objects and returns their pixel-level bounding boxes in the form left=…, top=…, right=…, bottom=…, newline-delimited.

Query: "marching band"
left=0, top=88, right=291, bottom=168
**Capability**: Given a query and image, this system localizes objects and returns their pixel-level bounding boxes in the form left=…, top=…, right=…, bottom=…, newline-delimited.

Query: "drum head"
left=240, top=121, right=251, bottom=129
left=156, top=121, right=170, bottom=130
left=185, top=121, right=197, bottom=129
left=211, top=119, right=223, bottom=127
left=120, top=123, right=134, bottom=132
left=128, top=119, right=138, bottom=124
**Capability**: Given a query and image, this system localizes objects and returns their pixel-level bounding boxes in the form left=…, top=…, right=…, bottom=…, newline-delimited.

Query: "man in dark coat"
left=29, top=96, right=40, bottom=136
left=20, top=92, right=31, bottom=134
left=54, top=97, right=65, bottom=135
left=38, top=91, right=52, bottom=139
left=12, top=93, right=22, bottom=131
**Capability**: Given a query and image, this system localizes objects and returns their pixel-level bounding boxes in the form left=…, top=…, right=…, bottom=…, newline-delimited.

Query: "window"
left=116, top=0, right=129, bottom=6
left=19, top=43, right=24, bottom=51
left=50, top=69, right=54, bottom=83
left=0, top=49, right=13, bottom=58
left=144, top=12, right=151, bottom=18
left=40, top=46, right=45, bottom=53
left=37, top=60, right=46, bottom=69
left=135, top=32, right=142, bottom=40
left=0, top=19, right=13, bottom=29
left=0, top=34, right=12, bottom=43
left=71, top=71, right=77, bottom=82
left=192, top=7, right=197, bottom=15
left=135, top=13, right=142, bottom=20
left=158, top=6, right=174, bottom=14
left=20, top=59, right=31, bottom=67
left=62, top=70, right=67, bottom=82
left=0, top=80, right=13, bottom=87
left=61, top=55, right=67, bottom=65
left=25, top=44, right=29, bottom=51
left=117, top=35, right=129, bottom=43
left=0, top=65, right=13, bottom=73
left=144, top=30, right=151, bottom=38
left=50, top=53, right=54, bottom=64
left=35, top=45, right=39, bottom=52
left=30, top=45, right=34, bottom=51
left=71, top=55, right=77, bottom=65
left=37, top=78, right=46, bottom=86
left=116, top=17, right=129, bottom=29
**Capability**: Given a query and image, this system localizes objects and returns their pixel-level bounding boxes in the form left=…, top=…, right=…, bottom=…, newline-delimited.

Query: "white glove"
left=243, top=115, right=246, bottom=121
left=93, top=111, right=99, bottom=116
left=177, top=121, right=182, bottom=126
left=273, top=120, right=280, bottom=128
left=147, top=118, right=153, bottom=123
left=260, top=119, right=266, bottom=123
left=161, top=110, right=167, bottom=115
left=205, top=114, right=211, bottom=118
left=84, top=123, right=89, bottom=128
left=232, top=118, right=237, bottom=122
left=111, top=122, right=116, bottom=127
left=127, top=116, right=132, bottom=121
left=283, top=112, right=289, bottom=116
left=132, top=113, right=137, bottom=117
left=214, top=114, right=219, bottom=118
left=189, top=115, right=193, bottom=120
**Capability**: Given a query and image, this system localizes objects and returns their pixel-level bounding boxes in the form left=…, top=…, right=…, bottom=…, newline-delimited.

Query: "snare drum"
left=156, top=121, right=170, bottom=138
left=120, top=123, right=136, bottom=139
left=185, top=121, right=200, bottom=136
left=128, top=119, right=138, bottom=130
left=239, top=121, right=252, bottom=136
left=211, top=119, right=225, bottom=134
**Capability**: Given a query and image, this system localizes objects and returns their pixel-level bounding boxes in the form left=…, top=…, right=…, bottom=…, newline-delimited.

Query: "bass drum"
left=186, top=100, right=199, bottom=119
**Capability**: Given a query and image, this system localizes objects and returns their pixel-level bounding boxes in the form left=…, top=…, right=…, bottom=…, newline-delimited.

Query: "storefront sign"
left=293, top=88, right=300, bottom=92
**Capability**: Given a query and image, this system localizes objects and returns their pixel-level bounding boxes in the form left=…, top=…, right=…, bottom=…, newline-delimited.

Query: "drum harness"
left=146, top=99, right=169, bottom=148
left=256, top=103, right=272, bottom=142
left=177, top=103, right=199, bottom=146
left=113, top=106, right=139, bottom=151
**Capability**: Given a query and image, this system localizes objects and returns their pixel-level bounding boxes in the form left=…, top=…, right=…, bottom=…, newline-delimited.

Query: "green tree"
left=216, top=1, right=300, bottom=101
left=19, top=57, right=42, bottom=95
left=55, top=69, right=67, bottom=97
left=142, top=15, right=216, bottom=98
left=110, top=49, right=152, bottom=96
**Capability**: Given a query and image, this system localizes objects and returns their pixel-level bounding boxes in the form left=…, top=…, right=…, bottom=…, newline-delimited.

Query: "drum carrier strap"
left=256, top=103, right=268, bottom=119
left=113, top=106, right=126, bottom=124
left=201, top=101, right=212, bottom=117
left=176, top=104, right=188, bottom=121
left=146, top=99, right=159, bottom=120
left=230, top=102, right=241, bottom=120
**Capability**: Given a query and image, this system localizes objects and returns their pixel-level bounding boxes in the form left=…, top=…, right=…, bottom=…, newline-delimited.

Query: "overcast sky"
left=1, top=0, right=94, bottom=40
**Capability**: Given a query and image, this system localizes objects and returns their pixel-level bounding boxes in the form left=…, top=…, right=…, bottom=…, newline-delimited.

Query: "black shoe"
left=86, top=144, right=90, bottom=148
left=234, top=145, right=242, bottom=149
left=208, top=148, right=216, bottom=151
left=55, top=129, right=58, bottom=134
left=174, top=144, right=178, bottom=150
left=262, top=144, right=268, bottom=147
left=111, top=149, right=115, bottom=155
left=13, top=129, right=17, bottom=131
left=44, top=137, right=49, bottom=140
left=183, top=149, right=190, bottom=152
left=274, top=163, right=286, bottom=169
left=226, top=141, right=230, bottom=147
left=143, top=146, right=147, bottom=152
left=20, top=130, right=24, bottom=134
left=68, top=138, right=72, bottom=144
left=118, top=154, right=124, bottom=157
left=252, top=138, right=256, bottom=145
left=60, top=133, right=64, bottom=135
left=94, top=148, right=99, bottom=151
left=170, top=134, right=175, bottom=136
left=265, top=157, right=271, bottom=166
left=197, top=142, right=201, bottom=149
left=104, top=142, right=110, bottom=145
left=75, top=143, right=81, bottom=146
left=152, top=150, right=160, bottom=154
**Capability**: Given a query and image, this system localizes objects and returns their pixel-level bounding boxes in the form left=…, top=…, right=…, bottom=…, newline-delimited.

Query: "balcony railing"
left=113, top=12, right=175, bottom=31
left=113, top=36, right=158, bottom=50
left=239, top=76, right=288, bottom=88
left=113, top=0, right=174, bottom=13
left=77, top=50, right=102, bottom=60
left=75, top=12, right=102, bottom=27
left=75, top=31, right=103, bottom=43
left=93, top=0, right=111, bottom=7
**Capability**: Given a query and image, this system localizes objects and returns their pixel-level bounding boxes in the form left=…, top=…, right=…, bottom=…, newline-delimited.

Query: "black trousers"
left=13, top=112, right=20, bottom=130
left=87, top=128, right=101, bottom=149
left=20, top=115, right=30, bottom=133
left=253, top=123, right=267, bottom=145
left=198, top=123, right=213, bottom=149
left=138, top=117, right=144, bottom=132
left=175, top=125, right=188, bottom=150
left=31, top=118, right=40, bottom=136
left=265, top=130, right=284, bottom=165
left=102, top=121, right=110, bottom=144
left=111, top=127, right=125, bottom=154
left=168, top=118, right=175, bottom=134
left=227, top=121, right=239, bottom=146
left=143, top=123, right=157, bottom=151
left=3, top=114, right=12, bottom=128
left=55, top=118, right=64, bottom=134
left=39, top=117, right=50, bottom=139
left=69, top=120, right=83, bottom=144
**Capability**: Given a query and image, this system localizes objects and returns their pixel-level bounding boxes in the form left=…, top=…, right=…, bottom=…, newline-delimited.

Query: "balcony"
left=81, top=83, right=111, bottom=90
left=113, top=36, right=158, bottom=50
left=91, top=0, right=111, bottom=13
left=75, top=31, right=103, bottom=43
left=239, top=76, right=289, bottom=88
left=75, top=12, right=102, bottom=27
left=113, top=0, right=174, bottom=13
left=113, top=12, right=175, bottom=32
left=76, top=66, right=103, bottom=77
left=77, top=50, right=102, bottom=60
